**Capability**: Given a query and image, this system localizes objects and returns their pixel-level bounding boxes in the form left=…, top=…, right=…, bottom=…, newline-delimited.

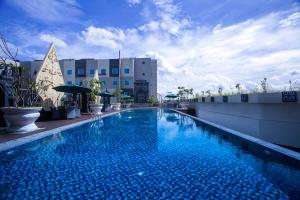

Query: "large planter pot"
left=0, top=107, right=41, bottom=133
left=112, top=103, right=121, bottom=111
left=90, top=104, right=103, bottom=115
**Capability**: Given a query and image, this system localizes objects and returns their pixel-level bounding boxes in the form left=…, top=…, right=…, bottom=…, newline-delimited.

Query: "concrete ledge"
left=171, top=109, right=300, bottom=161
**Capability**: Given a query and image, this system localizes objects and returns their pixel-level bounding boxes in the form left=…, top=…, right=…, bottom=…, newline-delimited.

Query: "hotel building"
left=21, top=57, right=157, bottom=103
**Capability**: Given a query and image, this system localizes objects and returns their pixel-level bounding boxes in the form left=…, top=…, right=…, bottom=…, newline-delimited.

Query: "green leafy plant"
left=148, top=95, right=157, bottom=106
left=260, top=77, right=268, bottom=93
left=0, top=34, right=51, bottom=108
left=83, top=78, right=102, bottom=103
left=112, top=88, right=123, bottom=103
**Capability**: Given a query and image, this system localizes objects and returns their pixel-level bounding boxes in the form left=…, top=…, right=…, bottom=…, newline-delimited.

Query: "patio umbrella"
left=53, top=85, right=91, bottom=94
left=97, top=90, right=114, bottom=97
left=121, top=94, right=131, bottom=99
left=165, top=93, right=178, bottom=99
left=97, top=89, right=114, bottom=105
left=53, top=85, right=91, bottom=113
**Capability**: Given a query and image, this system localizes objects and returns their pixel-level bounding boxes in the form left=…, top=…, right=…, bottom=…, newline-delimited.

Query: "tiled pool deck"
left=0, top=111, right=119, bottom=152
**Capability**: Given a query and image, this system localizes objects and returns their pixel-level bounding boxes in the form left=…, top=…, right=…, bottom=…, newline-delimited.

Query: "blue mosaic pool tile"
left=0, top=109, right=299, bottom=199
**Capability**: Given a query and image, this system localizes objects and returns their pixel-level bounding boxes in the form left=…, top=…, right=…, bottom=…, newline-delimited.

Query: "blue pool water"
left=0, top=108, right=299, bottom=199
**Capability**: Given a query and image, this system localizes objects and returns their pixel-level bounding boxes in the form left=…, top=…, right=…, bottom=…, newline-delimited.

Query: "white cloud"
left=15, top=1, right=300, bottom=95
left=40, top=34, right=68, bottom=48
left=127, top=0, right=142, bottom=6
left=9, top=0, right=82, bottom=22
left=279, top=12, right=300, bottom=27
left=81, top=26, right=125, bottom=49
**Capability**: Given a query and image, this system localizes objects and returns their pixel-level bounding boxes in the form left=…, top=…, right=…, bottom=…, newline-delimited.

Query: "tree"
left=260, top=77, right=268, bottom=93
left=177, top=86, right=185, bottom=100
left=235, top=83, right=241, bottom=94
left=0, top=34, right=51, bottom=107
left=148, top=95, right=157, bottom=106
left=84, top=78, right=101, bottom=103
left=218, top=86, right=223, bottom=96
left=113, top=88, right=123, bottom=103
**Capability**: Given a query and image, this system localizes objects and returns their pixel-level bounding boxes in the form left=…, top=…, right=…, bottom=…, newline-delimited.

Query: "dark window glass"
left=100, top=69, right=106, bottom=75
left=89, top=69, right=95, bottom=75
left=112, top=67, right=119, bottom=75
left=67, top=69, right=72, bottom=75
left=77, top=68, right=84, bottom=75
left=124, top=68, right=130, bottom=74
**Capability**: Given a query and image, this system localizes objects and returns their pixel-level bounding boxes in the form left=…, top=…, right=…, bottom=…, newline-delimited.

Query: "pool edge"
left=0, top=111, right=127, bottom=153
left=170, top=108, right=300, bottom=161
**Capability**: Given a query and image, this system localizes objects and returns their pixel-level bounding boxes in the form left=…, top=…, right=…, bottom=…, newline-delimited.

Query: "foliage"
left=205, top=90, right=211, bottom=96
left=194, top=93, right=201, bottom=98
left=113, top=88, right=123, bottom=102
left=148, top=95, right=157, bottom=106
left=177, top=86, right=193, bottom=100
left=218, top=86, right=223, bottom=96
left=260, top=77, right=268, bottom=93
left=235, top=83, right=241, bottom=94
left=0, top=34, right=51, bottom=108
left=83, top=78, right=101, bottom=103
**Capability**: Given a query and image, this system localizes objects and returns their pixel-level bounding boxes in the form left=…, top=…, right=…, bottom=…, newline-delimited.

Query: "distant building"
left=21, top=57, right=157, bottom=103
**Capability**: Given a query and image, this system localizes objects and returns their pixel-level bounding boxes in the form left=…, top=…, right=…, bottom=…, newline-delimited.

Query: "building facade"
left=21, top=57, right=157, bottom=103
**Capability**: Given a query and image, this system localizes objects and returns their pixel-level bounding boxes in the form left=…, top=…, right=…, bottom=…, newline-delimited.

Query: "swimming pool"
left=0, top=108, right=299, bottom=199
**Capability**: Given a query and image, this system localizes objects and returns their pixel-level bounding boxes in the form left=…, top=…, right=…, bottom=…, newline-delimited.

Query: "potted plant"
left=148, top=95, right=158, bottom=107
left=112, top=88, right=122, bottom=111
left=0, top=35, right=49, bottom=133
left=84, top=78, right=103, bottom=115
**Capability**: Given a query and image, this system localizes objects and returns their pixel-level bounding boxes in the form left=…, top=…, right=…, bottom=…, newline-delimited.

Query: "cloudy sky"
left=1, top=0, right=300, bottom=94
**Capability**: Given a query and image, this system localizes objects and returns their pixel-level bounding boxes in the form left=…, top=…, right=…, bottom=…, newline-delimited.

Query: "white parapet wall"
left=188, top=92, right=300, bottom=149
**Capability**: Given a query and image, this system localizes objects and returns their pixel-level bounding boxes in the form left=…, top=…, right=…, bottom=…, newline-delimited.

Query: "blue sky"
left=1, top=0, right=300, bottom=93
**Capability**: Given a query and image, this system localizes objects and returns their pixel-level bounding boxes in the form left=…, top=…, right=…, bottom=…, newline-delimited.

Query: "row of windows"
left=66, top=68, right=131, bottom=76
left=67, top=80, right=131, bottom=87
left=103, top=80, right=130, bottom=86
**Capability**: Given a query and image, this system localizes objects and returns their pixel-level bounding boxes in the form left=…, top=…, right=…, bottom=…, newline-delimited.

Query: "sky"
left=1, top=0, right=300, bottom=94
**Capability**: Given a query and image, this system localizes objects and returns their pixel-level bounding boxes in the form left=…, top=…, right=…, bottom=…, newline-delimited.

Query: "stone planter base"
left=90, top=104, right=103, bottom=115
left=112, top=103, right=121, bottom=111
left=0, top=107, right=41, bottom=133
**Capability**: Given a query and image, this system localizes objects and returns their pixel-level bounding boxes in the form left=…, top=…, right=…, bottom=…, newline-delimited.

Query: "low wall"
left=188, top=92, right=300, bottom=149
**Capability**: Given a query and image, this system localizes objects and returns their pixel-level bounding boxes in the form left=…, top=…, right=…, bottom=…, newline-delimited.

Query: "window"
left=124, top=68, right=130, bottom=74
left=77, top=68, right=84, bottom=76
left=67, top=69, right=72, bottom=75
left=89, top=69, right=95, bottom=75
left=67, top=81, right=72, bottom=85
left=100, top=69, right=106, bottom=75
left=113, top=80, right=118, bottom=86
left=142, top=73, right=145, bottom=76
left=112, top=67, right=119, bottom=75
left=77, top=81, right=82, bottom=86
left=124, top=80, right=130, bottom=86
left=124, top=91, right=128, bottom=95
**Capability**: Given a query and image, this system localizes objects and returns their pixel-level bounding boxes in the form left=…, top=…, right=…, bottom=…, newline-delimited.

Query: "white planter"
left=0, top=107, right=41, bottom=133
left=112, top=103, right=121, bottom=111
left=75, top=108, right=81, bottom=118
left=90, top=104, right=103, bottom=115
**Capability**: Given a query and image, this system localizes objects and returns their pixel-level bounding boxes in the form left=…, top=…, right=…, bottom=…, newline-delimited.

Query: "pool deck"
left=0, top=111, right=119, bottom=152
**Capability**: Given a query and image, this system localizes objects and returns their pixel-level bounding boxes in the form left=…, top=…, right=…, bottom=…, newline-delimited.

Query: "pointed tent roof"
left=35, top=43, right=65, bottom=110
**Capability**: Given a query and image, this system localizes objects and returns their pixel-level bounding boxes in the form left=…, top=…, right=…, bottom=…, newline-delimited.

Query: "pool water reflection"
left=0, top=108, right=299, bottom=199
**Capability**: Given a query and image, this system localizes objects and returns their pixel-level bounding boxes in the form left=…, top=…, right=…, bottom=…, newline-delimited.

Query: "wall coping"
left=188, top=91, right=300, bottom=104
